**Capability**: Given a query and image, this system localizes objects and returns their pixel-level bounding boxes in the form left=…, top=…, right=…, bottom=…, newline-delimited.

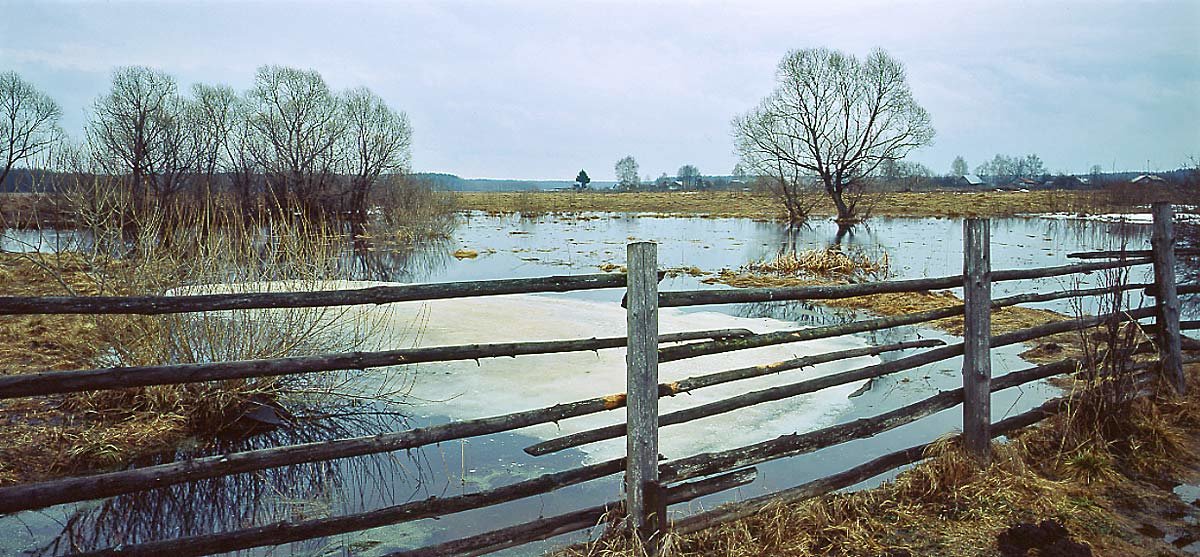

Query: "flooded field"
left=0, top=213, right=1165, bottom=556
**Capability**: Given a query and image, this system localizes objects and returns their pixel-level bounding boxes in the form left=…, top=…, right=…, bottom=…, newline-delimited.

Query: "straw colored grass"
left=0, top=206, right=401, bottom=484
left=564, top=363, right=1200, bottom=557
left=459, top=190, right=1157, bottom=220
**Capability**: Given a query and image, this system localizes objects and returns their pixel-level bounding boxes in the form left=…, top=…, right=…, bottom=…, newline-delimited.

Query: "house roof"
left=1131, top=174, right=1166, bottom=184
left=961, top=174, right=984, bottom=185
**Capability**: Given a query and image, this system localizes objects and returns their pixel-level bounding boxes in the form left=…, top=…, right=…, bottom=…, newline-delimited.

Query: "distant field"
left=457, top=189, right=1168, bottom=220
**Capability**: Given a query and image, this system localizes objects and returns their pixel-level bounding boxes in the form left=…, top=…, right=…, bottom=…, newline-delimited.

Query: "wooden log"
left=962, top=218, right=992, bottom=461
left=70, top=459, right=627, bottom=557
left=0, top=327, right=751, bottom=400
left=1152, top=202, right=1186, bottom=394
left=0, top=390, right=637, bottom=514
left=625, top=241, right=662, bottom=544
left=381, top=468, right=757, bottom=557
left=669, top=392, right=1080, bottom=536
left=524, top=339, right=948, bottom=456
left=657, top=353, right=1122, bottom=484
left=530, top=305, right=1155, bottom=459
left=1068, top=247, right=1200, bottom=259
left=1145, top=283, right=1200, bottom=297
left=0, top=273, right=630, bottom=316
left=0, top=309, right=1155, bottom=514
left=657, top=258, right=1150, bottom=307
left=658, top=282, right=1150, bottom=363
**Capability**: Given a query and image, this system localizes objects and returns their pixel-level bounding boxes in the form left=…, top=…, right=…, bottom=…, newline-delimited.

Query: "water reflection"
left=19, top=406, right=440, bottom=556
left=4, top=212, right=1191, bottom=556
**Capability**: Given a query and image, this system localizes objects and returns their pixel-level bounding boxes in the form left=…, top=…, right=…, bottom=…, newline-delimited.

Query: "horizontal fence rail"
left=657, top=258, right=1149, bottom=307
left=0, top=272, right=638, bottom=316
left=658, top=281, right=1154, bottom=363
left=656, top=356, right=1118, bottom=484
left=1068, top=247, right=1200, bottom=259
left=0, top=328, right=751, bottom=399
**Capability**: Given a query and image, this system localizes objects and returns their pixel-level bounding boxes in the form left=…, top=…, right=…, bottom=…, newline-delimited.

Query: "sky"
left=1, top=0, right=1198, bottom=180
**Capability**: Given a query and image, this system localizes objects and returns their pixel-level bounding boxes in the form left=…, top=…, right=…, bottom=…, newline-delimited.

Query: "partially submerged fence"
left=0, top=203, right=1195, bottom=556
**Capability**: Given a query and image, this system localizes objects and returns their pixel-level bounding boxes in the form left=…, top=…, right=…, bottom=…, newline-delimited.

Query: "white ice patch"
left=1037, top=212, right=1200, bottom=224
left=184, top=280, right=878, bottom=463
left=339, top=286, right=876, bottom=463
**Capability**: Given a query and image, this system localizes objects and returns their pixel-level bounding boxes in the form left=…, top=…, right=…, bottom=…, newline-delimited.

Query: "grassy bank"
left=459, top=189, right=1184, bottom=220
left=564, top=250, right=1200, bottom=556
left=0, top=216, right=402, bottom=485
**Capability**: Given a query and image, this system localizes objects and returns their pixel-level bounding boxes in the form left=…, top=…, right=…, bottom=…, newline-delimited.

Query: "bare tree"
left=677, top=164, right=700, bottom=188
left=733, top=47, right=934, bottom=224
left=189, top=83, right=242, bottom=202
left=0, top=71, right=64, bottom=187
left=340, top=87, right=412, bottom=220
left=951, top=155, right=968, bottom=177
left=245, top=65, right=344, bottom=214
left=614, top=155, right=639, bottom=191
left=88, top=66, right=195, bottom=209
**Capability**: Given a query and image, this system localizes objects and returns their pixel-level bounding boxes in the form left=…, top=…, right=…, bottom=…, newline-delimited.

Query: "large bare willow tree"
left=88, top=66, right=195, bottom=208
left=1, top=72, right=63, bottom=186
left=733, top=48, right=934, bottom=223
left=340, top=87, right=412, bottom=222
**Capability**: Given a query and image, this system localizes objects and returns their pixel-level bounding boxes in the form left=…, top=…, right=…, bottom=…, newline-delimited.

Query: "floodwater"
left=0, top=212, right=1170, bottom=556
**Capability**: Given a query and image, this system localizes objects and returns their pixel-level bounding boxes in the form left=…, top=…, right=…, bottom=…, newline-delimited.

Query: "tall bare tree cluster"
left=974, top=153, right=1046, bottom=184
left=733, top=47, right=934, bottom=223
left=6, top=65, right=413, bottom=220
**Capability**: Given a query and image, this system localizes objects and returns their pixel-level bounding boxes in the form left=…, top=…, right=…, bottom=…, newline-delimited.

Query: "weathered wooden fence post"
left=963, top=218, right=992, bottom=461
left=1152, top=202, right=1185, bottom=394
left=626, top=241, right=664, bottom=550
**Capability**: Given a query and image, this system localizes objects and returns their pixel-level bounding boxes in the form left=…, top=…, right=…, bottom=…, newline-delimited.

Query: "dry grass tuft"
left=746, top=247, right=889, bottom=281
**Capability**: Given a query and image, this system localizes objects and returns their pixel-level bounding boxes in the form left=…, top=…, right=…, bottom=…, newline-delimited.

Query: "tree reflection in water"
left=23, top=229, right=461, bottom=556
left=26, top=407, right=444, bottom=556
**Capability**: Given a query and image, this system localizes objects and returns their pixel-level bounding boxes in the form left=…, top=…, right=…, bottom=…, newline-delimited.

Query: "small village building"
left=957, top=174, right=985, bottom=187
left=1131, top=174, right=1167, bottom=186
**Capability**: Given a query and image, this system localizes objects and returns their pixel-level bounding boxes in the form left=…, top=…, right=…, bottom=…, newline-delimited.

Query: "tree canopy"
left=733, top=47, right=934, bottom=223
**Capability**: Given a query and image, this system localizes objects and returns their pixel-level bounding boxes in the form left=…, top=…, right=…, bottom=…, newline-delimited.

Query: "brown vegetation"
left=0, top=206, right=403, bottom=485
left=459, top=189, right=1191, bottom=221
left=564, top=365, right=1200, bottom=557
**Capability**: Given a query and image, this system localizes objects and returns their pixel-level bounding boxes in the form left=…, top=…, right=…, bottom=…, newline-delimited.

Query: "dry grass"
left=745, top=247, right=889, bottom=281
left=0, top=200, right=401, bottom=484
left=458, top=190, right=1173, bottom=221
left=704, top=253, right=1067, bottom=348
left=564, top=363, right=1200, bottom=557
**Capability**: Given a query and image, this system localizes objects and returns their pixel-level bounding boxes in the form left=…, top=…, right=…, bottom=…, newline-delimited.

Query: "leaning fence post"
left=963, top=218, right=992, bottom=462
left=625, top=241, right=664, bottom=550
left=1152, top=202, right=1185, bottom=394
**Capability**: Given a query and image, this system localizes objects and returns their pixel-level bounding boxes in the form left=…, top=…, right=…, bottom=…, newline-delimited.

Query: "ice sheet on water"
left=186, top=280, right=878, bottom=463
left=327, top=283, right=876, bottom=463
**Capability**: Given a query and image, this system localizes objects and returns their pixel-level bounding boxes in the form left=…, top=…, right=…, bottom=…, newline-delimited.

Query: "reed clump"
left=746, top=246, right=890, bottom=281
left=0, top=185, right=406, bottom=484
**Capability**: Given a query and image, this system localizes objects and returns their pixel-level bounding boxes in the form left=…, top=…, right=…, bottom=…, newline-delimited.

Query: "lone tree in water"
left=574, top=169, right=591, bottom=191
left=733, top=47, right=934, bottom=224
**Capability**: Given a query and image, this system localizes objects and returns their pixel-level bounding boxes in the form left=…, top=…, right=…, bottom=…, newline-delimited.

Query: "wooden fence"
left=0, top=202, right=1195, bottom=557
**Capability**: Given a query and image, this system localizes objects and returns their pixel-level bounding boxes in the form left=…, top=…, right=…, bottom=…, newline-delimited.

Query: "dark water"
left=0, top=213, right=1173, bottom=556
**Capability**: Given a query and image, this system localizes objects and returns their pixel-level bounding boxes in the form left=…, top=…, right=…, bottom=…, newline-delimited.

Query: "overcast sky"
left=2, top=0, right=1198, bottom=180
